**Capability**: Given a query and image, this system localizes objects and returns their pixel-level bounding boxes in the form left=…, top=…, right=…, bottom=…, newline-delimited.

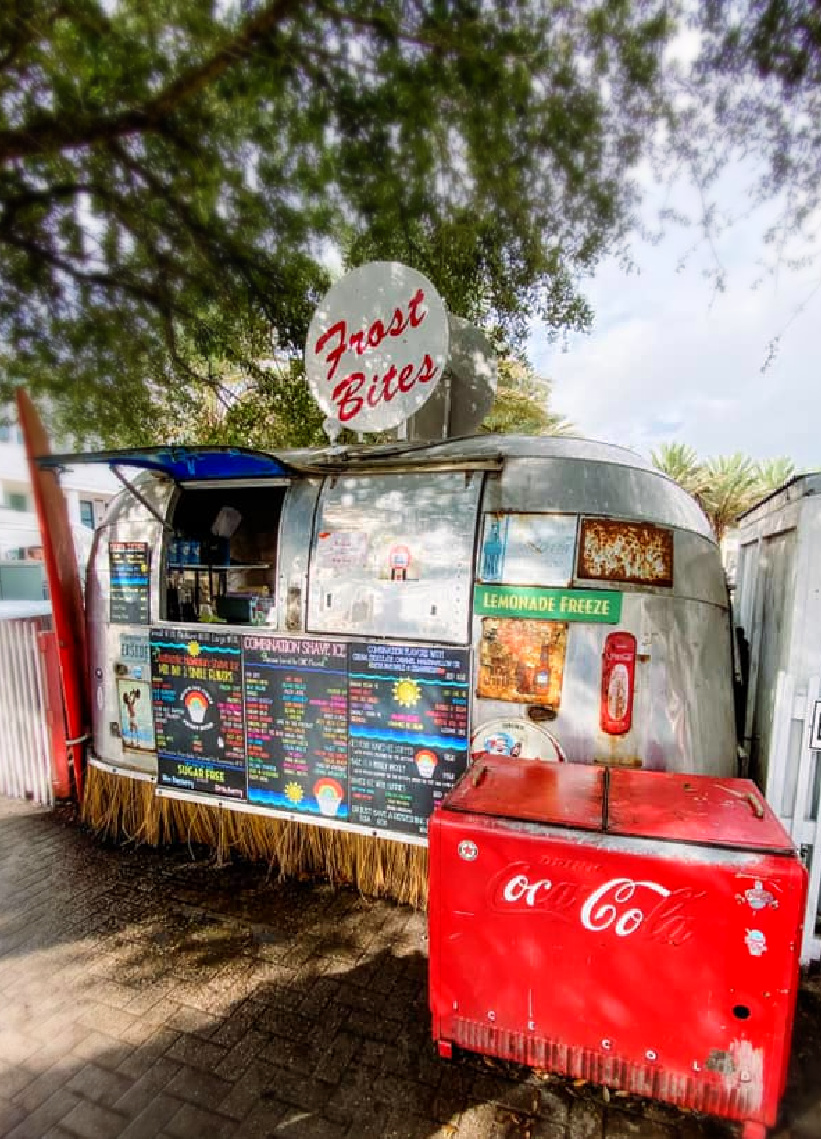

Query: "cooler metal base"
left=437, top=1015, right=765, bottom=1124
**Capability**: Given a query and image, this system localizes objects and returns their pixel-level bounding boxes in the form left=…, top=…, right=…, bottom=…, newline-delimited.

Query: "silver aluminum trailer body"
left=85, top=435, right=736, bottom=782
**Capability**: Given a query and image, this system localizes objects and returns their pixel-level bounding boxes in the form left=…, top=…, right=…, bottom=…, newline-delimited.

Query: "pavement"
left=1, top=796, right=820, bottom=1139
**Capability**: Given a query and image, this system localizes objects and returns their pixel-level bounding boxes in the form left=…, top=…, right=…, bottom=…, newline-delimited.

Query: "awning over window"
left=37, top=446, right=296, bottom=483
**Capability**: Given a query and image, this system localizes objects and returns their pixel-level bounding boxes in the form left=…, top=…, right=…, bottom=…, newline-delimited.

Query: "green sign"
left=473, top=584, right=622, bottom=624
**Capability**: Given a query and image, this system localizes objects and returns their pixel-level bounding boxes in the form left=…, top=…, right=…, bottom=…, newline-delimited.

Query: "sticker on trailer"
left=315, top=530, right=369, bottom=570
left=477, top=618, right=567, bottom=708
left=473, top=584, right=622, bottom=623
left=120, top=633, right=150, bottom=664
left=471, top=718, right=565, bottom=762
left=117, top=678, right=155, bottom=752
left=600, top=632, right=637, bottom=736
left=737, top=880, right=778, bottom=911
left=745, top=929, right=767, bottom=957
left=480, top=514, right=577, bottom=586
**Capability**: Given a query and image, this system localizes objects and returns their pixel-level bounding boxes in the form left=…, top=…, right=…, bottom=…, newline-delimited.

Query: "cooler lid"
left=606, top=769, right=795, bottom=854
left=443, top=755, right=605, bottom=832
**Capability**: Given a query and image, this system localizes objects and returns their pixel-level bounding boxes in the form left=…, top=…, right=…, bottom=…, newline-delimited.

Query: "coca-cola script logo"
left=304, top=262, right=449, bottom=432
left=491, top=863, right=706, bottom=947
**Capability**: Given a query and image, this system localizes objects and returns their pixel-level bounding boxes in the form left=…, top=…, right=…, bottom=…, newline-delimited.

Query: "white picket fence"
left=0, top=608, right=57, bottom=806
left=766, top=672, right=821, bottom=963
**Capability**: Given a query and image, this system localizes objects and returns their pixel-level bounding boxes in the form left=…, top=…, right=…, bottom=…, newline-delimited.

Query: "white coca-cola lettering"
left=580, top=877, right=670, bottom=937
left=502, top=874, right=553, bottom=907
left=642, top=888, right=707, bottom=946
left=492, top=867, right=701, bottom=943
left=490, top=865, right=578, bottom=919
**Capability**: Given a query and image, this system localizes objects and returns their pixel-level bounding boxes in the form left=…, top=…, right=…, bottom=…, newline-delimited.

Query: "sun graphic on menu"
left=393, top=678, right=421, bottom=707
left=284, top=782, right=304, bottom=805
left=187, top=641, right=201, bottom=657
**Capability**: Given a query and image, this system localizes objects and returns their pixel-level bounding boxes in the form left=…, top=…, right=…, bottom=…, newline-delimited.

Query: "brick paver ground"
left=1, top=797, right=819, bottom=1139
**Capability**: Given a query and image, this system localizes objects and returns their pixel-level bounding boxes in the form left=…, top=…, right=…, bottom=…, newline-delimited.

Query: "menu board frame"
left=347, top=641, right=471, bottom=837
left=244, top=634, right=350, bottom=818
left=151, top=627, right=246, bottom=801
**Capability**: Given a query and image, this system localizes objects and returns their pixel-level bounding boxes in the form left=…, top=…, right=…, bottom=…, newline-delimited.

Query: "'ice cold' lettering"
left=313, top=289, right=439, bottom=423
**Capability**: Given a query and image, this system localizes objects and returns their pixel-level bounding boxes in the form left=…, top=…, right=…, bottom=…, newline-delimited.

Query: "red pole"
left=38, top=629, right=71, bottom=800
left=16, top=389, right=89, bottom=801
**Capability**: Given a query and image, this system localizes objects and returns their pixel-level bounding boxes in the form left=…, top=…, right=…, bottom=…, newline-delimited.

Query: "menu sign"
left=151, top=628, right=245, bottom=799
left=347, top=642, right=470, bottom=836
left=245, top=635, right=349, bottom=817
left=110, top=542, right=150, bottom=624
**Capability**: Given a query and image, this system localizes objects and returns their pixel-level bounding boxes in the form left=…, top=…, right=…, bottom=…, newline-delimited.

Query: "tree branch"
left=1, top=230, right=175, bottom=311
left=0, top=2, right=68, bottom=76
left=0, top=0, right=300, bottom=163
left=0, top=181, right=95, bottom=233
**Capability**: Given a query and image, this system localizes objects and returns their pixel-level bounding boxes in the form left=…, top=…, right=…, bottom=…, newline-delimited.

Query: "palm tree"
left=754, top=457, right=796, bottom=495
left=699, top=454, right=759, bottom=541
left=650, top=443, right=707, bottom=498
left=480, top=359, right=574, bottom=436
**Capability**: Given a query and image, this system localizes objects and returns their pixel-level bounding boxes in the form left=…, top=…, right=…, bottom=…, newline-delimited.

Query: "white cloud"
left=529, top=169, right=821, bottom=469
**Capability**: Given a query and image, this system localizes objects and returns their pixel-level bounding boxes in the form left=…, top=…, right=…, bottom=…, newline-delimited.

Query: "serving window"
left=162, top=484, right=285, bottom=626
left=307, top=471, right=482, bottom=644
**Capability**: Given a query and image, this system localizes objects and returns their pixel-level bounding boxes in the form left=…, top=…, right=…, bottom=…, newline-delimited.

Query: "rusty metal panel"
left=577, top=518, right=674, bottom=587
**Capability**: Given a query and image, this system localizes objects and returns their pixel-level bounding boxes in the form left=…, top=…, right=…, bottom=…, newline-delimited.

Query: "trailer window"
left=307, top=471, right=482, bottom=643
left=162, top=485, right=284, bottom=626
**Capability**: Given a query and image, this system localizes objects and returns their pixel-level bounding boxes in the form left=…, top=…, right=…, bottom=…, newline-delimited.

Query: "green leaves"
left=650, top=443, right=708, bottom=498
left=651, top=445, right=798, bottom=540
left=480, top=359, right=574, bottom=438
left=0, top=0, right=675, bottom=443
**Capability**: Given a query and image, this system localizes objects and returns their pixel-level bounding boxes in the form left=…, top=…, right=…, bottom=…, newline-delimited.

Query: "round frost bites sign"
left=305, top=262, right=449, bottom=433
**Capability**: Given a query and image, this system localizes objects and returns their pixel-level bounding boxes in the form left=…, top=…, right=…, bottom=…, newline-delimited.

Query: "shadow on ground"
left=0, top=802, right=818, bottom=1139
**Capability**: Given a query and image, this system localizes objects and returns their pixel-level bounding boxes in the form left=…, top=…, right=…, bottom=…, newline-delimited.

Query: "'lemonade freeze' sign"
left=474, top=584, right=622, bottom=623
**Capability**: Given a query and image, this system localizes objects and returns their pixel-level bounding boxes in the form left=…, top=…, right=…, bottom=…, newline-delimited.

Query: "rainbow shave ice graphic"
left=313, top=777, right=345, bottom=817
left=183, top=688, right=210, bottom=725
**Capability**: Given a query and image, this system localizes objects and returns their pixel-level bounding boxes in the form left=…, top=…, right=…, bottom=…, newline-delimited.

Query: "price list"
left=150, top=627, right=246, bottom=799
left=110, top=542, right=150, bottom=624
left=244, top=636, right=349, bottom=818
left=347, top=642, right=470, bottom=836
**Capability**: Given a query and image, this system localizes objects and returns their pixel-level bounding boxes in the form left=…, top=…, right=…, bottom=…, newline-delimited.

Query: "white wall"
left=0, top=406, right=119, bottom=564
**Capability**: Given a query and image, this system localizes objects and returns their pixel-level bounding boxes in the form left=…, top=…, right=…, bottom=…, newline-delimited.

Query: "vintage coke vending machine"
left=429, top=758, right=807, bottom=1139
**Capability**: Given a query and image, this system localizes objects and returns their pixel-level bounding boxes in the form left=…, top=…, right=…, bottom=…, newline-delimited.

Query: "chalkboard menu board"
left=244, top=635, right=349, bottom=817
left=347, top=642, right=470, bottom=836
left=151, top=627, right=246, bottom=799
left=148, top=627, right=472, bottom=839
left=110, top=542, right=150, bottom=624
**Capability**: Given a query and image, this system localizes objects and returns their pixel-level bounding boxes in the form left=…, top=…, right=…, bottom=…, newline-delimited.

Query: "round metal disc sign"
left=305, top=262, right=449, bottom=433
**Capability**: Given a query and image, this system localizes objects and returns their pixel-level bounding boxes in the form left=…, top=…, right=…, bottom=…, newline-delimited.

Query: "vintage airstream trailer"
left=66, top=434, right=736, bottom=850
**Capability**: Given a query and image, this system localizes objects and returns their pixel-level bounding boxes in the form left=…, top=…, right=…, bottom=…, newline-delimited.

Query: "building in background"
left=0, top=404, right=118, bottom=599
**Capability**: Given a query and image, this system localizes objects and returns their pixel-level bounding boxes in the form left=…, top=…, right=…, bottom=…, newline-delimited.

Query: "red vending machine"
left=428, top=758, right=807, bottom=1139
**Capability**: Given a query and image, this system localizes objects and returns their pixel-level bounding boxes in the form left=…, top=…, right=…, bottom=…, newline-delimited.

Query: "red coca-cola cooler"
left=428, top=757, right=807, bottom=1139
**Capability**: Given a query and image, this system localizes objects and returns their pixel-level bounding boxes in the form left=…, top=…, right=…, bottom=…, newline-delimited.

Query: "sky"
left=528, top=168, right=821, bottom=471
